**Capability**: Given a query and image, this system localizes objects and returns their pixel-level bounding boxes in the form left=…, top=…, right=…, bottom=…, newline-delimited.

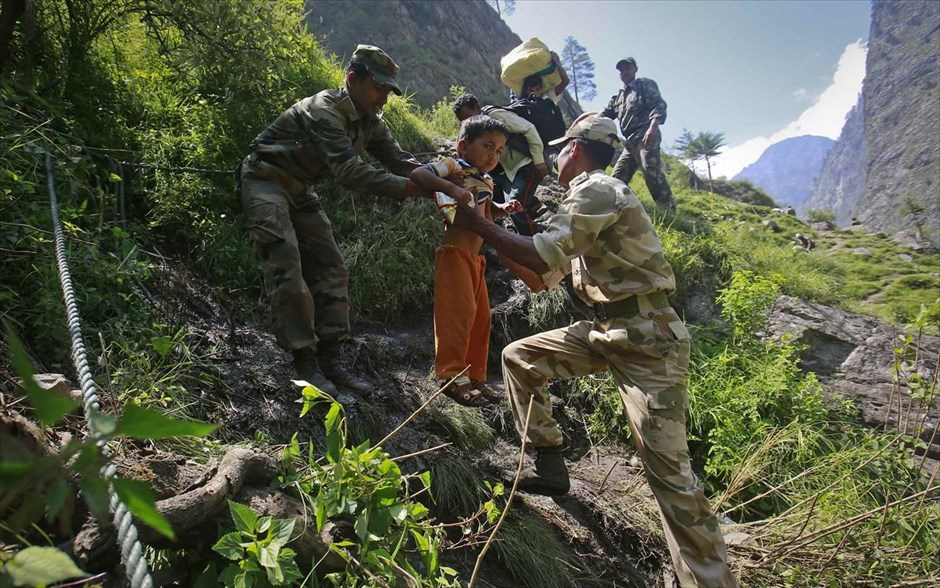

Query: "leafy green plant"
left=279, top=383, right=460, bottom=587
left=1, top=326, right=217, bottom=585
left=806, top=208, right=836, bottom=223
left=211, top=501, right=302, bottom=587
left=715, top=270, right=781, bottom=339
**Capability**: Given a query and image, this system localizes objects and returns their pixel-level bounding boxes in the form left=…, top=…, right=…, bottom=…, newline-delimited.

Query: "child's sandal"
left=442, top=381, right=489, bottom=408
left=471, top=380, right=502, bottom=404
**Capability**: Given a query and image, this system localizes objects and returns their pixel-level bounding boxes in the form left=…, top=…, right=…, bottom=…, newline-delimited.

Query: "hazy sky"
left=502, top=0, right=871, bottom=177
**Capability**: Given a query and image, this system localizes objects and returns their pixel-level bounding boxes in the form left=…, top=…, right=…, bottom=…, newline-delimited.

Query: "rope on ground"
left=44, top=150, right=154, bottom=588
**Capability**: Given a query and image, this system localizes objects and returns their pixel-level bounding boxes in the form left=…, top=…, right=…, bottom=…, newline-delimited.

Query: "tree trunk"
left=705, top=156, right=714, bottom=193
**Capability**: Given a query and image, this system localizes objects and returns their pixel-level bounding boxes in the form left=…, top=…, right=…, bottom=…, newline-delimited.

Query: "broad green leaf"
left=419, top=470, right=432, bottom=491
left=268, top=517, right=295, bottom=548
left=409, top=502, right=429, bottom=520
left=276, top=548, right=303, bottom=585
left=89, top=408, right=118, bottom=436
left=325, top=431, right=342, bottom=464
left=218, top=565, right=239, bottom=587
left=257, top=543, right=279, bottom=569
left=257, top=516, right=272, bottom=534
left=371, top=507, right=391, bottom=538
left=5, top=325, right=79, bottom=425
left=114, top=404, right=216, bottom=439
left=264, top=561, right=284, bottom=585
left=410, top=528, right=430, bottom=551
left=213, top=532, right=245, bottom=561
left=46, top=478, right=69, bottom=521
left=324, top=402, right=342, bottom=434
left=79, top=475, right=111, bottom=522
left=355, top=511, right=370, bottom=543
left=315, top=498, right=328, bottom=533
left=228, top=500, right=258, bottom=534
left=112, top=477, right=175, bottom=539
left=0, top=460, right=36, bottom=490
left=151, top=335, right=173, bottom=357
left=389, top=504, right=407, bottom=524
left=375, top=484, right=399, bottom=507
left=3, top=546, right=87, bottom=585
left=108, top=172, right=123, bottom=183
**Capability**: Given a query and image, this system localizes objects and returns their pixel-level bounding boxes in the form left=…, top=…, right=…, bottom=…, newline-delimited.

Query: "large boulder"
left=766, top=296, right=939, bottom=460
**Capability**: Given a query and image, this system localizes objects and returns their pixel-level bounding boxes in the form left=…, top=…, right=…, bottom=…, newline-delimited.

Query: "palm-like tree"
left=675, top=130, right=725, bottom=193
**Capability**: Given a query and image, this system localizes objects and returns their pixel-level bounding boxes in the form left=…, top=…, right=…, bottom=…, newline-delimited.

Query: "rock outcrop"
left=805, top=97, right=867, bottom=226
left=766, top=296, right=939, bottom=461
left=305, top=0, right=582, bottom=119
left=855, top=0, right=940, bottom=248
left=806, top=1, right=938, bottom=247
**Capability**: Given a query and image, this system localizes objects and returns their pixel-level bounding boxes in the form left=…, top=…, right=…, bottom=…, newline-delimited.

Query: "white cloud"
left=792, top=88, right=813, bottom=103
left=708, top=40, right=867, bottom=179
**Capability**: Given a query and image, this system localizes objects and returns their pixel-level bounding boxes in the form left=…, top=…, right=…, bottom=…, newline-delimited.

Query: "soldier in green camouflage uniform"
left=238, top=45, right=429, bottom=394
left=602, top=57, right=676, bottom=209
left=453, top=114, right=736, bottom=587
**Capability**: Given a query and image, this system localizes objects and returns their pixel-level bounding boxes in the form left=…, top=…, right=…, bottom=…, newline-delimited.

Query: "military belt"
left=593, top=291, right=669, bottom=320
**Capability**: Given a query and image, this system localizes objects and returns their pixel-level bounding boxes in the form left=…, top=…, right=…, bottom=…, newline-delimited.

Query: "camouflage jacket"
left=532, top=170, right=676, bottom=304
left=248, top=88, right=420, bottom=198
left=601, top=78, right=668, bottom=142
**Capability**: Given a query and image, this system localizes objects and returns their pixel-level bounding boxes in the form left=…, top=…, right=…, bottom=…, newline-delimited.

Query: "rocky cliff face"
left=805, top=97, right=867, bottom=226
left=304, top=0, right=581, bottom=118
left=805, top=1, right=938, bottom=245
left=733, top=135, right=835, bottom=213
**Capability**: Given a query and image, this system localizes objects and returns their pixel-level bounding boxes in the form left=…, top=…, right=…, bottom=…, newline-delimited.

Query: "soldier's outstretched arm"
left=307, top=112, right=411, bottom=199
left=453, top=202, right=549, bottom=274
left=366, top=118, right=422, bottom=177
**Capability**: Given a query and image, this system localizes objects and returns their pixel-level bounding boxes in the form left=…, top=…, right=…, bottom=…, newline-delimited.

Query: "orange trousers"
left=434, top=245, right=490, bottom=381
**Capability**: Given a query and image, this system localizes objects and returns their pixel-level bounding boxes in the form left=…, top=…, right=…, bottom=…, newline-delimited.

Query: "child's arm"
left=489, top=199, right=524, bottom=218
left=409, top=160, right=472, bottom=204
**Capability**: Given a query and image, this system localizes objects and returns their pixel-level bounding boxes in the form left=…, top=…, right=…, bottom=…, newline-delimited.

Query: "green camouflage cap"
left=549, top=113, right=621, bottom=148
left=350, top=44, right=403, bottom=95
left=615, top=57, right=637, bottom=70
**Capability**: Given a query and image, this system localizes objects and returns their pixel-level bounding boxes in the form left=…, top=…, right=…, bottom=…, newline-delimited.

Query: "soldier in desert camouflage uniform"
left=452, top=113, right=736, bottom=587
left=602, top=56, right=676, bottom=209
left=237, top=45, right=431, bottom=395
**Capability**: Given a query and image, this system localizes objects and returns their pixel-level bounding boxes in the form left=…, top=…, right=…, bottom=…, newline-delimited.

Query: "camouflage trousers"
left=502, top=300, right=736, bottom=587
left=238, top=154, right=349, bottom=351
left=612, top=138, right=676, bottom=208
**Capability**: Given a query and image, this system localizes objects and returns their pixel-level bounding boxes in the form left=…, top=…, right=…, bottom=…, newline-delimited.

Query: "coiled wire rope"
left=44, top=150, right=154, bottom=588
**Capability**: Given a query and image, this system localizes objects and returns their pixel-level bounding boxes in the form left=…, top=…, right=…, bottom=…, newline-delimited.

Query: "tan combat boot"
left=515, top=446, right=570, bottom=496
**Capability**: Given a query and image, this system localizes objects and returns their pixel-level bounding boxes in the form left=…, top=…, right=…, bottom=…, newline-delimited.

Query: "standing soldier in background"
left=453, top=113, right=736, bottom=587
left=237, top=45, right=431, bottom=395
left=602, top=57, right=677, bottom=209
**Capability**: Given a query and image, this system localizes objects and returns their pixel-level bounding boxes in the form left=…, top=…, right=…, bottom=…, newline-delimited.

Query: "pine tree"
left=560, top=36, right=596, bottom=105
left=488, top=0, right=516, bottom=16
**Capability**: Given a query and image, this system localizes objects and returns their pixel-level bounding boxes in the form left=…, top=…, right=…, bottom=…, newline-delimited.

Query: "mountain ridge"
left=733, top=135, right=835, bottom=211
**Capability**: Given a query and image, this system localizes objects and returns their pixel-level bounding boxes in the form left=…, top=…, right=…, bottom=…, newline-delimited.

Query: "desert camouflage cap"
left=549, top=113, right=621, bottom=148
left=350, top=44, right=403, bottom=95
left=615, top=56, right=637, bottom=70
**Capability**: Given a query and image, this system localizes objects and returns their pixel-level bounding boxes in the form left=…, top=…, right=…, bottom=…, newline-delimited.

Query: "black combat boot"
left=291, top=347, right=338, bottom=396
left=515, top=446, right=570, bottom=496
left=319, top=343, right=372, bottom=394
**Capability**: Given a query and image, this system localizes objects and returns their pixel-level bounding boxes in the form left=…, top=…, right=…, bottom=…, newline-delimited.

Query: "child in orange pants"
left=410, top=115, right=521, bottom=407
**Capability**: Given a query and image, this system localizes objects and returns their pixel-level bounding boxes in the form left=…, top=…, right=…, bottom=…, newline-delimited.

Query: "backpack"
left=484, top=95, right=567, bottom=148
